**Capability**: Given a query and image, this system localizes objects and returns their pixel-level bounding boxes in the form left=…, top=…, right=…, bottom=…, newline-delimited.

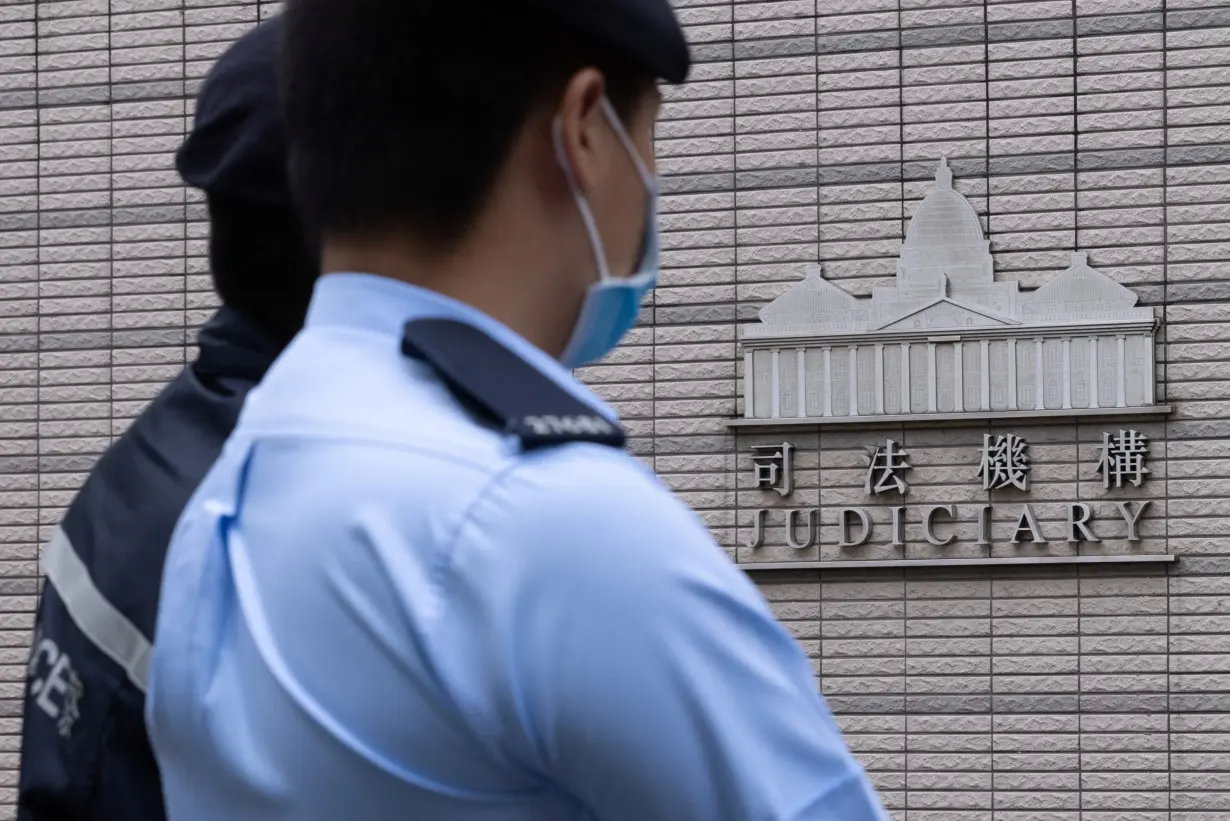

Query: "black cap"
left=176, top=17, right=291, bottom=207
left=531, top=0, right=690, bottom=84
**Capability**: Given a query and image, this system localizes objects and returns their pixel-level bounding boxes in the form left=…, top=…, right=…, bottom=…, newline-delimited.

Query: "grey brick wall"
left=4, top=0, right=1230, bottom=818
left=2, top=0, right=282, bottom=812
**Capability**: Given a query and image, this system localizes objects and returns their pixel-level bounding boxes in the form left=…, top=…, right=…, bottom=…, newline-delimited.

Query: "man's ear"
left=556, top=68, right=611, bottom=195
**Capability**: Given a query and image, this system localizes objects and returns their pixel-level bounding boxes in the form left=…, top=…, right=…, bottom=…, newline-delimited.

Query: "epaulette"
left=401, top=318, right=626, bottom=451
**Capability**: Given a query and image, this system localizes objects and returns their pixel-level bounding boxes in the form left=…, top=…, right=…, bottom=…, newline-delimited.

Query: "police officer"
left=146, top=1, right=889, bottom=819
left=18, top=17, right=317, bottom=821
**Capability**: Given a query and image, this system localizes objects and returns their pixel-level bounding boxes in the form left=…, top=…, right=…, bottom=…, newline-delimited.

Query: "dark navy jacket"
left=18, top=308, right=283, bottom=821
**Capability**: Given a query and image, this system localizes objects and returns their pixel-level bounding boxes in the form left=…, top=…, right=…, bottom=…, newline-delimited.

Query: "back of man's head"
left=177, top=16, right=320, bottom=345
left=279, top=0, right=688, bottom=250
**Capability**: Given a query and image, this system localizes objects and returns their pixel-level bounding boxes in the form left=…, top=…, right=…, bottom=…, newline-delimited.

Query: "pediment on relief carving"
left=878, top=298, right=1019, bottom=331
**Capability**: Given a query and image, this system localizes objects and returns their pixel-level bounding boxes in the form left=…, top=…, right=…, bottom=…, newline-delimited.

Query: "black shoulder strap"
left=401, top=318, right=626, bottom=451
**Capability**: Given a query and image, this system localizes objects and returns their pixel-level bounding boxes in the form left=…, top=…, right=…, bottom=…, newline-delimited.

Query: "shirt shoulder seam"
left=236, top=425, right=510, bottom=475
left=788, top=767, right=884, bottom=819
left=423, top=446, right=645, bottom=768
left=406, top=456, right=533, bottom=767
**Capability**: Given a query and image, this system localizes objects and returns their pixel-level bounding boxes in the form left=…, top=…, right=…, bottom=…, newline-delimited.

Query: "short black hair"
left=207, top=193, right=320, bottom=344
left=280, top=0, right=654, bottom=247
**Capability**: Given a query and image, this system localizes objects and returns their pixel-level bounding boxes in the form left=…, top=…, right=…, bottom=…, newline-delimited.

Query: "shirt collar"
left=304, top=272, right=616, bottom=421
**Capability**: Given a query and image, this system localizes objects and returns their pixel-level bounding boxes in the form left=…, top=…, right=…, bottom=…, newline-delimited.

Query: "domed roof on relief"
left=904, top=158, right=987, bottom=249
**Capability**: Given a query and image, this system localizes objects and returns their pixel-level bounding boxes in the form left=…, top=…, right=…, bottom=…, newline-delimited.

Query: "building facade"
left=4, top=0, right=1230, bottom=817
left=741, top=159, right=1160, bottom=423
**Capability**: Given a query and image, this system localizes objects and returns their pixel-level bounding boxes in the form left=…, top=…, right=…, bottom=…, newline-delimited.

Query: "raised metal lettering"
left=865, top=440, right=911, bottom=495
left=891, top=506, right=906, bottom=547
left=1010, top=504, right=1046, bottom=545
left=838, top=508, right=871, bottom=548
left=786, top=509, right=818, bottom=549
left=1067, top=503, right=1100, bottom=544
left=976, top=505, right=992, bottom=546
left=925, top=505, right=956, bottom=546
left=746, top=508, right=767, bottom=549
left=977, top=433, right=1030, bottom=491
left=751, top=442, right=795, bottom=497
left=1095, top=429, right=1150, bottom=489
left=1116, top=500, right=1151, bottom=543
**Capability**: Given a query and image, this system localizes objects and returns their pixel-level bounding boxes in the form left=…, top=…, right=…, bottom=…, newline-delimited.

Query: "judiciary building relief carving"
left=738, top=159, right=1161, bottom=424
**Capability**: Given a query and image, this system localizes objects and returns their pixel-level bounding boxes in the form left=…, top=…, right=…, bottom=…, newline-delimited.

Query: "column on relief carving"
left=1145, top=333, right=1156, bottom=404
left=744, top=349, right=754, bottom=418
left=1061, top=337, right=1072, bottom=410
left=953, top=341, right=964, bottom=413
left=771, top=348, right=781, bottom=419
left=1116, top=334, right=1127, bottom=408
left=1008, top=338, right=1018, bottom=410
left=822, top=346, right=833, bottom=417
left=980, top=338, right=991, bottom=411
left=796, top=348, right=807, bottom=418
left=900, top=342, right=911, bottom=414
left=1088, top=336, right=1099, bottom=409
left=927, top=342, right=937, bottom=413
left=848, top=346, right=859, bottom=417
left=874, top=343, right=884, bottom=415
left=1034, top=338, right=1045, bottom=411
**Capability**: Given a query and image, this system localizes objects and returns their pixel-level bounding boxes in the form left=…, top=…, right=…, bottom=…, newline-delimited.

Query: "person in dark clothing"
left=17, top=17, right=317, bottom=821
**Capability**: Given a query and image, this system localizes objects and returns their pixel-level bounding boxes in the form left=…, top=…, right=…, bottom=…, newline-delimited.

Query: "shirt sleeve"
left=437, top=446, right=889, bottom=821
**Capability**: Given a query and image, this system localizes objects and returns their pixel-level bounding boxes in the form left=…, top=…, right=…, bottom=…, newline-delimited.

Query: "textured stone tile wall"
left=620, top=0, right=1230, bottom=818
left=0, top=0, right=282, bottom=812
left=3, top=0, right=1230, bottom=818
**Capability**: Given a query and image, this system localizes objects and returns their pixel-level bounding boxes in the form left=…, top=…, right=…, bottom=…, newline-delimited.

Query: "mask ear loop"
left=552, top=116, right=613, bottom=285
left=598, top=97, right=656, bottom=192
left=598, top=98, right=661, bottom=278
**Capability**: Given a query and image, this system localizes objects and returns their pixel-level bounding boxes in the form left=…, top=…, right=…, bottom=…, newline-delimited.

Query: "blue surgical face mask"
left=553, top=98, right=660, bottom=369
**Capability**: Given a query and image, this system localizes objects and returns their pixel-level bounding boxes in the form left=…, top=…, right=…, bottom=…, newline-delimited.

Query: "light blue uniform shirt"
left=146, top=273, right=888, bottom=821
